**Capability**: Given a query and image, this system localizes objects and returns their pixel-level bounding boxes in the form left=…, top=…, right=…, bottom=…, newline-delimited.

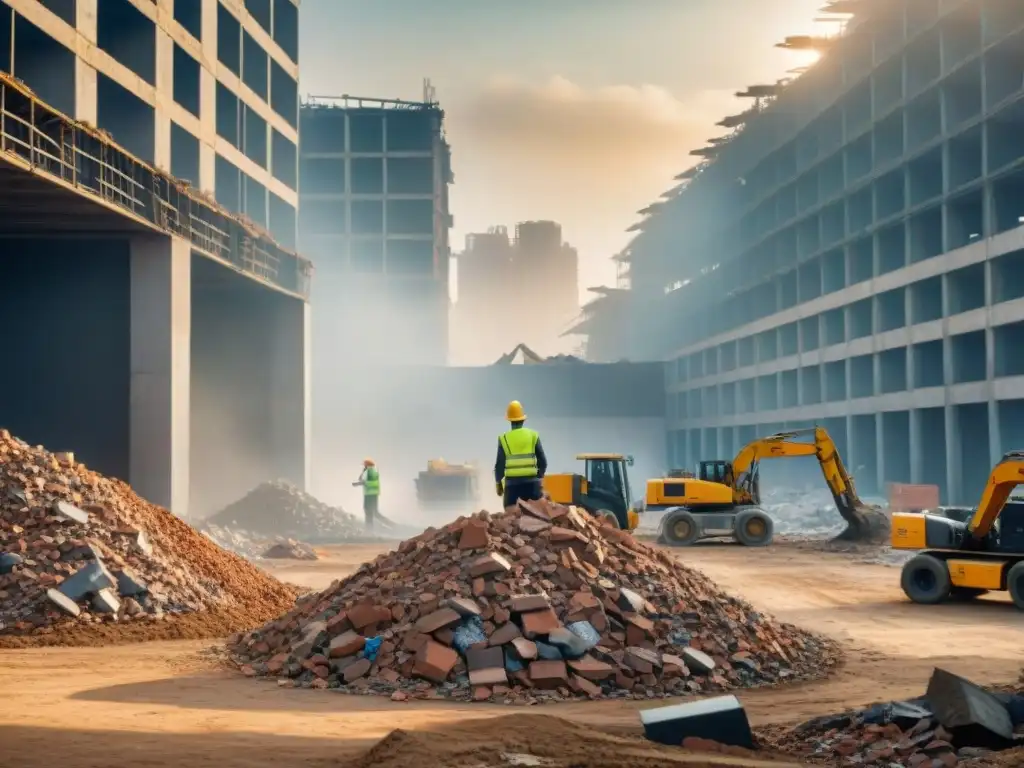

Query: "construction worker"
left=494, top=400, right=548, bottom=508
left=352, top=458, right=380, bottom=528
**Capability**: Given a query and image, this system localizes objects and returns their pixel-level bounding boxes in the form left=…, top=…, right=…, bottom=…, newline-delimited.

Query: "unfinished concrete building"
left=588, top=0, right=1024, bottom=504
left=299, top=93, right=453, bottom=367
left=0, top=0, right=300, bottom=248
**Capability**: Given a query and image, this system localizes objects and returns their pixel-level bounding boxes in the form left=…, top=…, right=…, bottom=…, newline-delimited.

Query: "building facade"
left=0, top=0, right=300, bottom=248
left=299, top=95, right=453, bottom=366
left=597, top=0, right=1024, bottom=505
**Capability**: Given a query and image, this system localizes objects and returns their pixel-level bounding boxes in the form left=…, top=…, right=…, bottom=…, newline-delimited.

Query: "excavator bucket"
left=833, top=496, right=891, bottom=543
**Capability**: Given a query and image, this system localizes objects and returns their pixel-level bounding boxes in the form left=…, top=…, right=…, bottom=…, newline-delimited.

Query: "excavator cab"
left=698, top=460, right=732, bottom=485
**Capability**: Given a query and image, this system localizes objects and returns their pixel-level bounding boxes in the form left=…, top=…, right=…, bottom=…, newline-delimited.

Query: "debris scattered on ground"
left=0, top=429, right=297, bottom=645
left=228, top=497, right=839, bottom=703
left=759, top=667, right=1024, bottom=766
left=262, top=539, right=318, bottom=560
left=342, top=711, right=790, bottom=768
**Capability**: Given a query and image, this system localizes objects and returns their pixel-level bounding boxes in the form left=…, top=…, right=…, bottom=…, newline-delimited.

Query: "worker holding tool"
left=352, top=458, right=380, bottom=529
left=494, top=400, right=548, bottom=508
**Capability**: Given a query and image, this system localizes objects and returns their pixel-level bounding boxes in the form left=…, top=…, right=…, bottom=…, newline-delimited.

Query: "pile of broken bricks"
left=0, top=429, right=296, bottom=637
left=229, top=497, right=839, bottom=703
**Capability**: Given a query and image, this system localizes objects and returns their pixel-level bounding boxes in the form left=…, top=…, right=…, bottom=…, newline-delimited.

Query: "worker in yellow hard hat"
left=352, top=457, right=380, bottom=529
left=494, top=400, right=547, bottom=508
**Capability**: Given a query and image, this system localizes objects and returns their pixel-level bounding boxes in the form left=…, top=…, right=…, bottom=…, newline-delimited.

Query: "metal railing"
left=0, top=73, right=311, bottom=299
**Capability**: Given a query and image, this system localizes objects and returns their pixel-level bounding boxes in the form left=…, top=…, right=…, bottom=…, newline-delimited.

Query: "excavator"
left=893, top=451, right=1024, bottom=609
left=647, top=426, right=890, bottom=547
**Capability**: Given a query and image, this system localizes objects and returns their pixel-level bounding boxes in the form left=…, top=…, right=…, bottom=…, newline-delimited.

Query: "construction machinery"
left=542, top=454, right=641, bottom=531
left=415, top=459, right=479, bottom=511
left=648, top=426, right=890, bottom=547
left=893, top=451, right=1024, bottom=609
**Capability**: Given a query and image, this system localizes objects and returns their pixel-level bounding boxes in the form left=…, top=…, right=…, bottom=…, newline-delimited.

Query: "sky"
left=298, top=0, right=832, bottom=304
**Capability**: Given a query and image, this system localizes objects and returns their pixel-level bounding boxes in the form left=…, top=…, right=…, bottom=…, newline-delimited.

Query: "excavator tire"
left=900, top=554, right=952, bottom=604
left=733, top=508, right=774, bottom=547
left=833, top=503, right=892, bottom=544
left=661, top=509, right=700, bottom=547
left=1006, top=561, right=1024, bottom=609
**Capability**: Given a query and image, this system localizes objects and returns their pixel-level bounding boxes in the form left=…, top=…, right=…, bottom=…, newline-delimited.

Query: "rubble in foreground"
left=228, top=498, right=839, bottom=703
left=0, top=430, right=297, bottom=643
left=759, top=668, right=1024, bottom=767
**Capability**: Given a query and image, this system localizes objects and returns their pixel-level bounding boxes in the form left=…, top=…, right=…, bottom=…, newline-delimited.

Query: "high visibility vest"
left=364, top=467, right=380, bottom=496
left=500, top=428, right=539, bottom=480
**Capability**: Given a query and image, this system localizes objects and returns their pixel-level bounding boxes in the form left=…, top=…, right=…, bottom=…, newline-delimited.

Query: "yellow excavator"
left=647, top=426, right=890, bottom=547
left=893, top=451, right=1024, bottom=608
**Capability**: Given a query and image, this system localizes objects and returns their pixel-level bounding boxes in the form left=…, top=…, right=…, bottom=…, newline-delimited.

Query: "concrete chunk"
left=113, top=568, right=149, bottom=597
left=45, top=588, right=81, bottom=617
left=640, top=695, right=753, bottom=749
left=926, top=667, right=1014, bottom=747
left=0, top=552, right=23, bottom=575
left=53, top=501, right=89, bottom=525
left=58, top=560, right=116, bottom=600
left=91, top=588, right=121, bottom=614
left=682, top=647, right=715, bottom=674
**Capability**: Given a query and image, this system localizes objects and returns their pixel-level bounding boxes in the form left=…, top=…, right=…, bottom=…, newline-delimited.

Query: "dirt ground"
left=1, top=541, right=1022, bottom=768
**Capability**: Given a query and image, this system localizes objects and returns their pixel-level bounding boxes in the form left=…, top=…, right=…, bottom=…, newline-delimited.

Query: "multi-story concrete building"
left=0, top=0, right=310, bottom=516
left=589, top=0, right=1024, bottom=505
left=299, top=94, right=453, bottom=366
left=0, top=0, right=300, bottom=247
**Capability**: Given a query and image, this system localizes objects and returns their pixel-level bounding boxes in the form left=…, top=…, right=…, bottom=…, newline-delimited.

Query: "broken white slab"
left=53, top=501, right=89, bottom=525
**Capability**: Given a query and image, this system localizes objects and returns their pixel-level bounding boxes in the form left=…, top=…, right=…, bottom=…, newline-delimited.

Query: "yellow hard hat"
left=506, top=400, right=526, bottom=422
left=363, top=457, right=375, bottom=467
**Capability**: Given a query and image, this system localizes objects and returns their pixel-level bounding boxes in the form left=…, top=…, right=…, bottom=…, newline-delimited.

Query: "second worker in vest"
left=352, top=458, right=381, bottom=529
left=495, top=400, right=548, bottom=508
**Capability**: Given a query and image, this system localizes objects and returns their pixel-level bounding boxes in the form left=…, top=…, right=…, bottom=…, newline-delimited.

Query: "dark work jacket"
left=494, top=426, right=548, bottom=484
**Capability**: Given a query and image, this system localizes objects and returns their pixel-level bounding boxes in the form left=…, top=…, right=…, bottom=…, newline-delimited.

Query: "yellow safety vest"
left=500, top=428, right=539, bottom=480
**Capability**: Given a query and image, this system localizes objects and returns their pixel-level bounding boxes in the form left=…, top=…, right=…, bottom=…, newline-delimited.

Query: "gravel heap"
left=0, top=429, right=296, bottom=645
left=228, top=498, right=838, bottom=703
left=203, top=480, right=368, bottom=543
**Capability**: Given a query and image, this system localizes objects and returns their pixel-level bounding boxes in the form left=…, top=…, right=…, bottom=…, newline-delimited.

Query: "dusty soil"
left=1, top=541, right=1021, bottom=768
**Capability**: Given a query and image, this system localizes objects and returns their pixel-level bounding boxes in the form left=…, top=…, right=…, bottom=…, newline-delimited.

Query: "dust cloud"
left=308, top=284, right=666, bottom=527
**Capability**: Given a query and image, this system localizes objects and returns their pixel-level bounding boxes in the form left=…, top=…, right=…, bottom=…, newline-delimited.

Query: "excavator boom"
left=966, top=450, right=1024, bottom=539
left=736, top=427, right=891, bottom=543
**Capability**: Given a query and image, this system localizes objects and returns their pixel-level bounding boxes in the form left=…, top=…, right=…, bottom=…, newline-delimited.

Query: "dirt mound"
left=203, top=480, right=378, bottom=544
left=343, top=713, right=791, bottom=768
left=0, top=429, right=297, bottom=645
left=262, top=540, right=318, bottom=560
left=229, top=498, right=839, bottom=703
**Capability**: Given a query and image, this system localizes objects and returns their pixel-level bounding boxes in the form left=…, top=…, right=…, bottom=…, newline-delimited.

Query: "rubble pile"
left=229, top=498, right=839, bottom=703
left=760, top=669, right=1024, bottom=766
left=262, top=539, right=318, bottom=561
left=0, top=430, right=297, bottom=643
left=203, top=480, right=369, bottom=544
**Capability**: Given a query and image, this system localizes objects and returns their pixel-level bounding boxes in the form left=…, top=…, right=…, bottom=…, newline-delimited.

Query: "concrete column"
left=154, top=27, right=174, bottom=171
left=945, top=405, right=962, bottom=504
left=199, top=0, right=218, bottom=194
left=130, top=235, right=191, bottom=514
left=75, top=0, right=97, bottom=123
left=875, top=412, right=886, bottom=494
left=269, top=296, right=311, bottom=490
left=909, top=409, right=923, bottom=483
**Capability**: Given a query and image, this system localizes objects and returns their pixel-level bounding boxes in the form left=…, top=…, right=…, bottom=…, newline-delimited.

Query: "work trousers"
left=503, top=479, right=542, bottom=509
left=363, top=494, right=378, bottom=528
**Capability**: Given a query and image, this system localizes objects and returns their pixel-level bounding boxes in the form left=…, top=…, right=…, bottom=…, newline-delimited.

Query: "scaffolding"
left=0, top=73, right=311, bottom=298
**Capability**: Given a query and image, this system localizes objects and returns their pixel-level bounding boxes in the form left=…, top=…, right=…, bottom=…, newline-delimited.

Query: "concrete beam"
left=129, top=235, right=191, bottom=514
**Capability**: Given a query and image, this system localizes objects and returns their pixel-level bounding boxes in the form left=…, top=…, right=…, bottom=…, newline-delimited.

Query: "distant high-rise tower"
left=453, top=220, right=579, bottom=363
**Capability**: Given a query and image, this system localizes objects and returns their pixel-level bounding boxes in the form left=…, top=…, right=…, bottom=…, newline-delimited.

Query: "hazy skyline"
left=299, top=0, right=831, bottom=306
